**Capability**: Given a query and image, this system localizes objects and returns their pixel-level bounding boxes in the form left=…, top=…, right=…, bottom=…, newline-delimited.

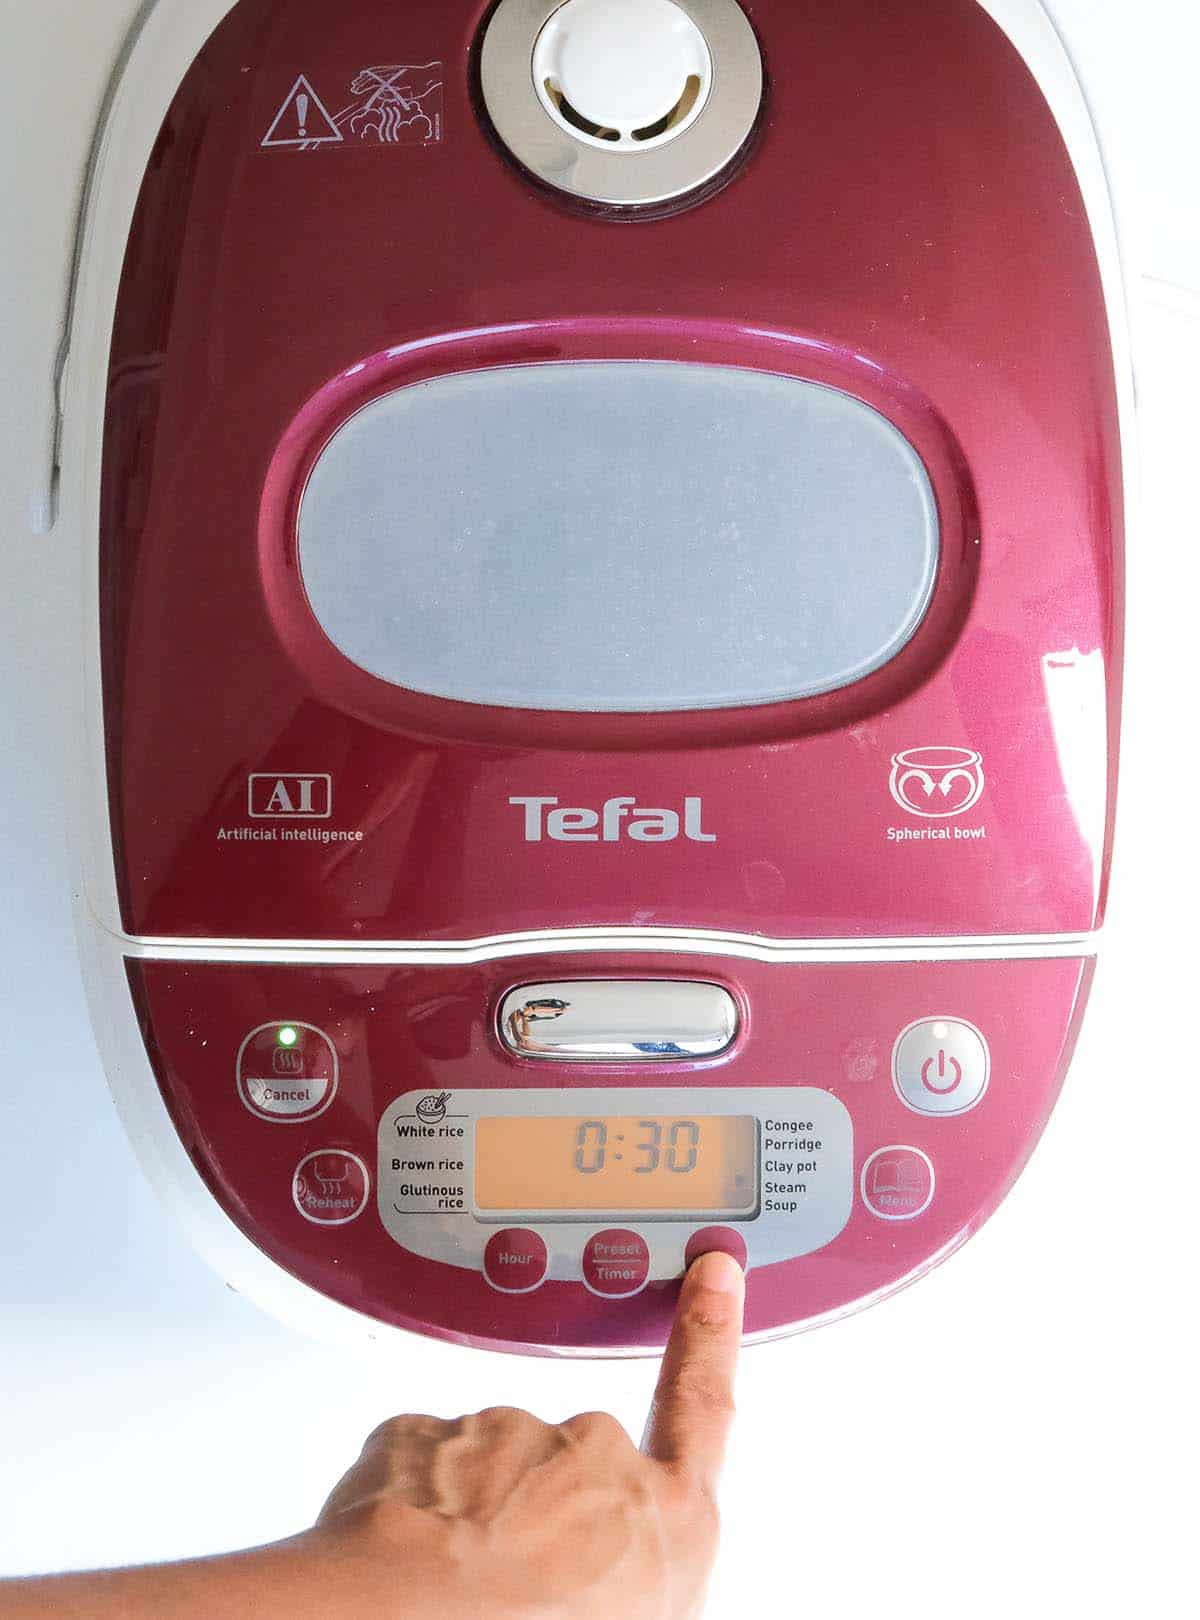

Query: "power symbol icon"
left=921, top=1049, right=963, bottom=1095
left=894, top=1019, right=989, bottom=1116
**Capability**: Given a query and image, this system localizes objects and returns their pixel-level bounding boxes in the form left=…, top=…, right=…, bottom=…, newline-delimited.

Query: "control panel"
left=128, top=953, right=1093, bottom=1354
left=379, top=1085, right=854, bottom=1288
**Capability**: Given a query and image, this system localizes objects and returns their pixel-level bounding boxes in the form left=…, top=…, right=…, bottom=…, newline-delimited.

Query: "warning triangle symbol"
left=261, top=74, right=343, bottom=148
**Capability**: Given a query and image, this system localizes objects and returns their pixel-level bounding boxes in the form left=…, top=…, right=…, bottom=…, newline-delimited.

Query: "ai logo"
left=249, top=774, right=333, bottom=820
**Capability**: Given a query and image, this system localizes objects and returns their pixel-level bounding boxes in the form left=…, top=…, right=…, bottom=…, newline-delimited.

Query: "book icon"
left=862, top=1147, right=934, bottom=1222
left=870, top=1156, right=926, bottom=1198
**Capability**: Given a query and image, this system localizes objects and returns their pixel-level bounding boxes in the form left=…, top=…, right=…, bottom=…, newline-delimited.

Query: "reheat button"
left=484, top=1229, right=548, bottom=1295
left=292, top=1150, right=370, bottom=1226
left=583, top=1230, right=650, bottom=1298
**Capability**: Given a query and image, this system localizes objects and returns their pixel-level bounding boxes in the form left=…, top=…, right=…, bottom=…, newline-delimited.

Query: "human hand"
left=311, top=1250, right=746, bottom=1619
left=0, top=1252, right=744, bottom=1620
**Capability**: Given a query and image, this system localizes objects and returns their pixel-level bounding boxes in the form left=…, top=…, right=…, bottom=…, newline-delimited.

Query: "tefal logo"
left=249, top=773, right=332, bottom=820
left=510, top=796, right=716, bottom=844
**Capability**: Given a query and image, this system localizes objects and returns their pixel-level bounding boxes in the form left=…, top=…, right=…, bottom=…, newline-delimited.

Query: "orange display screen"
left=474, top=1115, right=759, bottom=1219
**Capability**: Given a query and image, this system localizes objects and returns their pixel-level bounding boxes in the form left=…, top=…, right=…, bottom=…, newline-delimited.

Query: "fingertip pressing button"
left=685, top=1226, right=748, bottom=1272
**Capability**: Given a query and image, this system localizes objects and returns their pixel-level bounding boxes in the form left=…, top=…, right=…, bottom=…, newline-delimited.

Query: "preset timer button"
left=238, top=1022, right=337, bottom=1122
left=293, top=1150, right=370, bottom=1225
left=582, top=1230, right=651, bottom=1298
left=483, top=1229, right=549, bottom=1294
left=893, top=1017, right=989, bottom=1116
left=860, top=1146, right=935, bottom=1221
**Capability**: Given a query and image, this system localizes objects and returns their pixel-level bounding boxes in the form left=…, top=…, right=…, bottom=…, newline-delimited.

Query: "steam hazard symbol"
left=260, top=65, right=444, bottom=152
left=261, top=75, right=344, bottom=149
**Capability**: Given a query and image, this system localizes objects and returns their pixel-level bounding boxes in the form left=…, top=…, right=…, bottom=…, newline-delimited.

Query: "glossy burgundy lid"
left=100, top=0, right=1120, bottom=947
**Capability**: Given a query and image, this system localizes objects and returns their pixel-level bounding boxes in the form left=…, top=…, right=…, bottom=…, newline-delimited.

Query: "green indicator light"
left=277, top=1025, right=300, bottom=1049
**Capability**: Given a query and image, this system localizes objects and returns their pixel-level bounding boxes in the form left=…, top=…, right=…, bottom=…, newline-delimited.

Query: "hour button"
left=484, top=1229, right=548, bottom=1295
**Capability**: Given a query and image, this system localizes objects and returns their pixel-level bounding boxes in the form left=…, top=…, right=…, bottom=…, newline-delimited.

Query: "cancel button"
left=237, top=1021, right=338, bottom=1122
left=243, top=1075, right=331, bottom=1117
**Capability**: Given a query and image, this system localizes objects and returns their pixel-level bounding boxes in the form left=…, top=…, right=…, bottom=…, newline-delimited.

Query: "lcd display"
left=474, top=1115, right=759, bottom=1220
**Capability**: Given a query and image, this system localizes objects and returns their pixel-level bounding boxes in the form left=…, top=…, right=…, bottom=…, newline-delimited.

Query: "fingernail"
left=687, top=1250, right=746, bottom=1293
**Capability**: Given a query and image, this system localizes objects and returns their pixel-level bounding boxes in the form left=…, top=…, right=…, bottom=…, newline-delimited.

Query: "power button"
left=892, top=1018, right=989, bottom=1116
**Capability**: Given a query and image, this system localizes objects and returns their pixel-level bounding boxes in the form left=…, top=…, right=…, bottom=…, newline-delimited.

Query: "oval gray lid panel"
left=297, top=363, right=940, bottom=713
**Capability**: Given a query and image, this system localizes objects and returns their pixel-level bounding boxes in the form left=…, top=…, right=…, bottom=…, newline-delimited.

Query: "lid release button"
left=499, top=981, right=739, bottom=1062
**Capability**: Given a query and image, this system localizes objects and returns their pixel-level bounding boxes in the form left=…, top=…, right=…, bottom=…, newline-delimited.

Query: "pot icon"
left=889, top=747, right=985, bottom=819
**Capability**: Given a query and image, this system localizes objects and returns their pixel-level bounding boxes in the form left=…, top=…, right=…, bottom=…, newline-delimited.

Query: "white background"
left=0, top=1, right=1196, bottom=1613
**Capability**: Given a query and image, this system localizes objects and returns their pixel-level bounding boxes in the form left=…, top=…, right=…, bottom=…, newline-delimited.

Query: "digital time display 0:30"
left=474, top=1115, right=760, bottom=1221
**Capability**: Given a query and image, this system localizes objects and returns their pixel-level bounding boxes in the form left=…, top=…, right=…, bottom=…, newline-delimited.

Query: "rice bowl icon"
left=889, top=747, right=985, bottom=819
left=416, top=1092, right=452, bottom=1124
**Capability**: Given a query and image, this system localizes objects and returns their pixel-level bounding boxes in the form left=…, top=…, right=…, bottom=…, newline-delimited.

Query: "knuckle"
left=364, top=1415, right=431, bottom=1448
left=564, top=1410, right=633, bottom=1449
left=623, top=1469, right=659, bottom=1520
left=474, top=1406, right=543, bottom=1435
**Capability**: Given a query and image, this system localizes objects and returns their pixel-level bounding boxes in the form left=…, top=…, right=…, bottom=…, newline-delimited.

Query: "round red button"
left=239, top=1021, right=337, bottom=1122
left=685, top=1226, right=749, bottom=1272
left=292, top=1150, right=370, bottom=1226
left=484, top=1229, right=549, bottom=1294
left=582, top=1230, right=650, bottom=1298
left=860, top=1146, right=935, bottom=1221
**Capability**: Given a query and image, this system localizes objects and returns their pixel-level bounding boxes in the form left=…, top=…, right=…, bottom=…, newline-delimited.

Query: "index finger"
left=642, top=1251, right=746, bottom=1489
